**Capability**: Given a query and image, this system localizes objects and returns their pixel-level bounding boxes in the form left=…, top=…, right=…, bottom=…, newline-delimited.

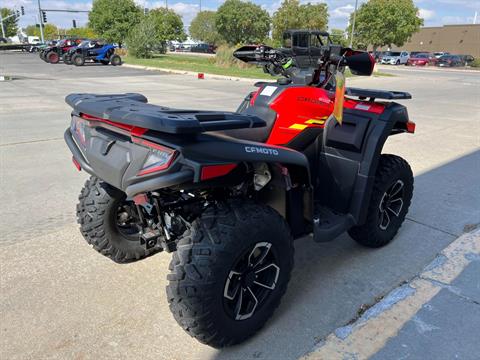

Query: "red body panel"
left=264, top=87, right=386, bottom=145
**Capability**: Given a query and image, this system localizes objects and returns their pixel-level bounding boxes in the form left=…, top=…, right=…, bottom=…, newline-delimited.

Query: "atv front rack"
left=65, top=93, right=266, bottom=134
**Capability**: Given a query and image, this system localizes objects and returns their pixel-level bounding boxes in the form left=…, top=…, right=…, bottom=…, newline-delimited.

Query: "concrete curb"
left=122, top=63, right=267, bottom=83
left=302, top=228, right=480, bottom=360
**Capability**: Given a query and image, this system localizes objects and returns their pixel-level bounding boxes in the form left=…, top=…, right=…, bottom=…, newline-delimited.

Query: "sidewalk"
left=303, top=229, right=480, bottom=360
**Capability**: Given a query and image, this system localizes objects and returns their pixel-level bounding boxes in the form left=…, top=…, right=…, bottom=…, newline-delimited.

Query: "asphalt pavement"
left=1, top=52, right=479, bottom=360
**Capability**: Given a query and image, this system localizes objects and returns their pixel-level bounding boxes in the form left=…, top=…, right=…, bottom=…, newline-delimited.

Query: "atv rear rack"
left=346, top=87, right=411, bottom=101
left=65, top=93, right=266, bottom=134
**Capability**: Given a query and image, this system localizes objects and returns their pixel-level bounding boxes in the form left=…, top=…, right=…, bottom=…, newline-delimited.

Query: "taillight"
left=406, top=121, right=416, bottom=133
left=70, top=116, right=88, bottom=148
left=132, top=137, right=177, bottom=176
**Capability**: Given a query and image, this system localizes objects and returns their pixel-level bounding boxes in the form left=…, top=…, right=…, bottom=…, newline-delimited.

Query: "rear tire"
left=72, top=54, right=85, bottom=66
left=47, top=51, right=59, bottom=64
left=167, top=200, right=294, bottom=347
left=76, top=176, right=162, bottom=263
left=110, top=54, right=122, bottom=66
left=348, top=154, right=413, bottom=248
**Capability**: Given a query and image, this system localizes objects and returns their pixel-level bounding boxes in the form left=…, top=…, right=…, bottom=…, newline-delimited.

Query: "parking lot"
left=0, top=52, right=479, bottom=359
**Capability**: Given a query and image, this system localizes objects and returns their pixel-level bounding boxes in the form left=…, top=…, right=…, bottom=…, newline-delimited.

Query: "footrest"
left=313, top=207, right=354, bottom=243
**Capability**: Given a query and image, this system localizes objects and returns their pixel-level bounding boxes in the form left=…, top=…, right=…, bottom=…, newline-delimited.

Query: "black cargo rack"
left=346, top=87, right=412, bottom=101
left=65, top=93, right=266, bottom=134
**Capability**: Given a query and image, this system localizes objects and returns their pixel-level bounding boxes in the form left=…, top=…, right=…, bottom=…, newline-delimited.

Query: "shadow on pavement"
left=209, top=149, right=480, bottom=360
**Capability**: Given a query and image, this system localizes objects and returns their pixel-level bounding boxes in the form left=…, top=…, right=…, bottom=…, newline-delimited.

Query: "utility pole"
left=199, top=0, right=202, bottom=12
left=37, top=0, right=45, bottom=43
left=165, top=0, right=168, bottom=9
left=349, top=0, right=358, bottom=48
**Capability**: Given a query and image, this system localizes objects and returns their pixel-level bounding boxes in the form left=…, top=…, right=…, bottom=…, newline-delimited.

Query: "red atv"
left=41, top=39, right=83, bottom=64
left=64, top=30, right=414, bottom=347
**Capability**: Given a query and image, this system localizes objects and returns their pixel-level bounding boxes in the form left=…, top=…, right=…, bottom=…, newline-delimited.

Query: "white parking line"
left=302, top=229, right=480, bottom=360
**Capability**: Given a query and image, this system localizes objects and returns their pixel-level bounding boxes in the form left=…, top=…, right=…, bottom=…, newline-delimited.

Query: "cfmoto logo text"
left=245, top=146, right=279, bottom=155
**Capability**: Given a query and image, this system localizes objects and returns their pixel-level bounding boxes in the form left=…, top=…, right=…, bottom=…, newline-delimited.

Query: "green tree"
left=25, top=25, right=38, bottom=36
left=330, top=28, right=348, bottom=47
left=148, top=7, right=186, bottom=44
left=66, top=27, right=98, bottom=39
left=25, top=23, right=59, bottom=40
left=89, top=0, right=142, bottom=44
left=126, top=17, right=157, bottom=58
left=272, top=0, right=328, bottom=43
left=216, top=0, right=270, bottom=45
left=126, top=9, right=186, bottom=58
left=347, top=0, right=423, bottom=50
left=0, top=8, right=19, bottom=37
left=189, top=10, right=221, bottom=45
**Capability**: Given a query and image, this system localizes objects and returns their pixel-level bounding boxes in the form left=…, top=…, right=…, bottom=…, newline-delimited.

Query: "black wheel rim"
left=223, top=242, right=280, bottom=321
left=378, top=179, right=404, bottom=230
left=115, top=201, right=141, bottom=239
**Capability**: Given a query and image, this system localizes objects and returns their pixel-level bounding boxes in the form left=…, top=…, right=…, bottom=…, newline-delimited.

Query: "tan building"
left=373, top=24, right=480, bottom=58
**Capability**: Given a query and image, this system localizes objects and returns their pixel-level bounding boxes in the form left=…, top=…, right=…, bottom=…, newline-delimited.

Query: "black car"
left=458, top=55, right=475, bottom=66
left=436, top=55, right=463, bottom=67
left=190, top=43, right=215, bottom=54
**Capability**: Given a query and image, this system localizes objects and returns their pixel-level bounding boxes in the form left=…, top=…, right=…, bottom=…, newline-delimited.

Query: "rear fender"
left=179, top=134, right=311, bottom=185
left=178, top=134, right=312, bottom=236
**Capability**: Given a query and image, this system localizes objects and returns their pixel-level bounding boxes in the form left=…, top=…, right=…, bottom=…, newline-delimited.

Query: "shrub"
left=213, top=45, right=254, bottom=69
left=470, top=59, right=480, bottom=68
left=126, top=18, right=158, bottom=58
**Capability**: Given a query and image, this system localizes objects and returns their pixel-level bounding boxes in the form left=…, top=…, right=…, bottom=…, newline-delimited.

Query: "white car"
left=381, top=51, right=410, bottom=65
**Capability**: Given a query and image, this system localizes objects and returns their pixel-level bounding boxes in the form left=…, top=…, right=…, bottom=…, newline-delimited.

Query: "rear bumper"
left=64, top=128, right=194, bottom=196
left=64, top=128, right=94, bottom=174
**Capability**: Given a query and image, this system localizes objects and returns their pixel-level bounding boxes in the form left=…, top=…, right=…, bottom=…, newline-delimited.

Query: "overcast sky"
left=3, top=0, right=480, bottom=32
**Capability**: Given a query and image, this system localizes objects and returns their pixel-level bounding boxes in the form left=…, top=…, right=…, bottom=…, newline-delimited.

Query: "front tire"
left=348, top=154, right=413, bottom=248
left=72, top=54, right=85, bottom=66
left=110, top=54, right=122, bottom=66
left=76, top=176, right=162, bottom=263
left=167, top=200, right=294, bottom=347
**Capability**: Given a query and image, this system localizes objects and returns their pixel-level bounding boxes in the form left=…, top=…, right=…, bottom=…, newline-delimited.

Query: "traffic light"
left=16, top=10, right=20, bottom=17
left=42, top=11, right=47, bottom=23
left=72, top=20, right=77, bottom=28
left=21, top=6, right=25, bottom=15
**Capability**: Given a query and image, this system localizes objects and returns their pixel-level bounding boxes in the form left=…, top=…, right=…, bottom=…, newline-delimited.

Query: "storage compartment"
left=325, top=112, right=370, bottom=152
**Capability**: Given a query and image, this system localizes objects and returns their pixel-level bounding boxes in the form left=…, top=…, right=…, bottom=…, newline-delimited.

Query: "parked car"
left=436, top=55, right=463, bottom=67
left=458, top=55, right=475, bottom=66
left=190, top=43, right=215, bottom=54
left=68, top=41, right=121, bottom=66
left=380, top=51, right=410, bottom=65
left=433, top=52, right=450, bottom=59
left=406, top=53, right=436, bottom=66
left=40, top=38, right=83, bottom=63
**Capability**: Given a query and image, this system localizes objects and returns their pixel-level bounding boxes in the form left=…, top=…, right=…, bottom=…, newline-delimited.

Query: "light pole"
left=199, top=0, right=202, bottom=12
left=349, top=0, right=358, bottom=48
left=37, top=0, right=45, bottom=43
left=0, top=16, right=5, bottom=38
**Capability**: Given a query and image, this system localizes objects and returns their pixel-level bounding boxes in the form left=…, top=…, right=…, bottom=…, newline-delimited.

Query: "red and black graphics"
left=247, top=84, right=388, bottom=146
